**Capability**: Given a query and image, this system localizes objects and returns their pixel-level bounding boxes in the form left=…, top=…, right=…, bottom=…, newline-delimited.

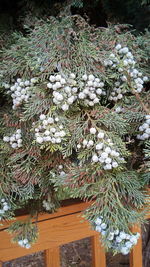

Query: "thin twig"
left=134, top=92, right=150, bottom=114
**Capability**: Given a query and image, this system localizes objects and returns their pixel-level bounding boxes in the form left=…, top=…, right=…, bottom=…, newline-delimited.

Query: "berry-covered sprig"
left=3, top=77, right=38, bottom=110
left=47, top=73, right=77, bottom=111
left=114, top=106, right=124, bottom=113
left=0, top=198, right=12, bottom=221
left=3, top=128, right=23, bottom=149
left=94, top=216, right=140, bottom=255
left=18, top=238, right=32, bottom=249
left=42, top=200, right=55, bottom=211
left=104, top=44, right=149, bottom=102
left=7, top=220, right=38, bottom=249
left=51, top=164, right=67, bottom=178
left=47, top=165, right=67, bottom=187
left=77, top=127, right=125, bottom=170
left=47, top=72, right=106, bottom=110
left=78, top=74, right=106, bottom=107
left=108, top=81, right=127, bottom=102
left=33, top=114, right=67, bottom=147
left=137, top=115, right=150, bottom=140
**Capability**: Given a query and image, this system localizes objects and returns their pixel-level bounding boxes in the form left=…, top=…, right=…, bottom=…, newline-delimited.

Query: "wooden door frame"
left=0, top=198, right=148, bottom=267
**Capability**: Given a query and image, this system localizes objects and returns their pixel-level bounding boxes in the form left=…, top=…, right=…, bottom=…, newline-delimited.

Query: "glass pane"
left=106, top=252, right=129, bottom=267
left=142, top=219, right=150, bottom=267
left=61, top=237, right=92, bottom=267
left=2, top=251, right=45, bottom=267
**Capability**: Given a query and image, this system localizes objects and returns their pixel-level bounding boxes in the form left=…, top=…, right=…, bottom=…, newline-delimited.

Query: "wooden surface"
left=0, top=199, right=92, bottom=231
left=0, top=198, right=150, bottom=266
left=0, top=200, right=104, bottom=265
left=91, top=234, right=106, bottom=267
left=45, top=247, right=60, bottom=267
left=130, top=225, right=143, bottom=267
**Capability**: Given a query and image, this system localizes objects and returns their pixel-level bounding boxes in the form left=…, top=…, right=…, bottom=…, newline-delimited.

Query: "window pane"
left=106, top=252, right=129, bottom=267
left=2, top=251, right=45, bottom=267
left=142, top=219, right=150, bottom=267
left=61, top=237, right=92, bottom=267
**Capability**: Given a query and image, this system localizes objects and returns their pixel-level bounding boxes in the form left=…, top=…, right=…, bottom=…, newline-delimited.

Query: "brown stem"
left=134, top=92, right=150, bottom=114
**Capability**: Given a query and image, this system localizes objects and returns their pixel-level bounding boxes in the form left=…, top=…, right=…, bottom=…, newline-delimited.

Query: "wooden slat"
left=91, top=234, right=106, bottom=267
left=1, top=196, right=149, bottom=265
left=0, top=211, right=98, bottom=262
left=0, top=200, right=92, bottom=231
left=45, top=247, right=60, bottom=267
left=130, top=225, right=143, bottom=267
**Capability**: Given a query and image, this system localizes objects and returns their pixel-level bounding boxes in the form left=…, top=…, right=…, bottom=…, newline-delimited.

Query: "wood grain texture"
left=0, top=198, right=150, bottom=266
left=0, top=211, right=97, bottom=261
left=45, top=247, right=60, bottom=267
left=129, top=225, right=143, bottom=267
left=91, top=234, right=106, bottom=267
left=0, top=200, right=92, bottom=231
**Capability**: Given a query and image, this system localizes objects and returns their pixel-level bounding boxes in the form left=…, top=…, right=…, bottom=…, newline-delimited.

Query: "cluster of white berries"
left=77, top=127, right=124, bottom=170
left=109, top=81, right=126, bottom=102
left=78, top=74, right=106, bottom=107
left=35, top=114, right=66, bottom=144
left=137, top=115, right=150, bottom=140
left=104, top=44, right=148, bottom=101
left=49, top=165, right=66, bottom=181
left=3, top=129, right=22, bottom=149
left=0, top=199, right=11, bottom=220
left=47, top=73, right=77, bottom=111
left=57, top=164, right=66, bottom=177
left=42, top=200, right=52, bottom=211
left=94, top=217, right=140, bottom=255
left=114, top=106, right=124, bottom=113
left=3, top=78, right=37, bottom=109
left=47, top=73, right=106, bottom=110
left=18, top=238, right=31, bottom=249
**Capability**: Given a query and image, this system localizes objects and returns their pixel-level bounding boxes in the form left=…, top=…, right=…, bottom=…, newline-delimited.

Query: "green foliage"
left=71, top=0, right=83, bottom=8
left=141, top=141, right=150, bottom=185
left=7, top=220, right=38, bottom=248
left=84, top=171, right=147, bottom=228
left=0, top=14, right=150, bottom=253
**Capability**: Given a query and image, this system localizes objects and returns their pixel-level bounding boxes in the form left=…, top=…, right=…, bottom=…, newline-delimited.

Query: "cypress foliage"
left=0, top=2, right=150, bottom=255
